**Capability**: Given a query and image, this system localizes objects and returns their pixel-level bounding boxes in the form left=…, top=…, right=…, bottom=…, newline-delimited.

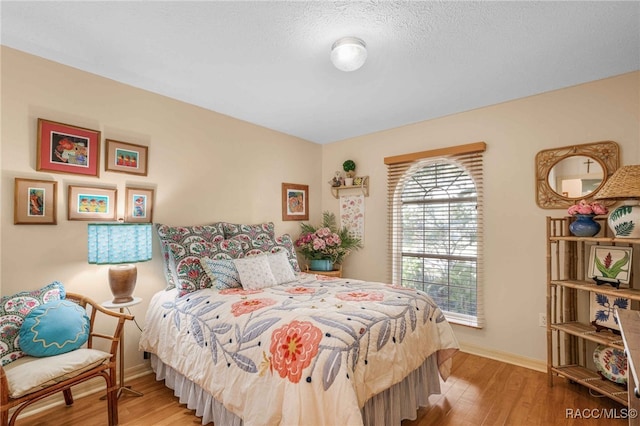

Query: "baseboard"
left=458, top=342, right=547, bottom=373
left=13, top=361, right=154, bottom=420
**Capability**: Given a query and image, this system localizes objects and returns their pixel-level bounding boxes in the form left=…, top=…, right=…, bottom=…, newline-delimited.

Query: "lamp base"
left=108, top=264, right=137, bottom=304
left=608, top=200, right=640, bottom=238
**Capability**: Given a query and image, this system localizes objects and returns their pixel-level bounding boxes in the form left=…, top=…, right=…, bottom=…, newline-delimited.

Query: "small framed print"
left=37, top=118, right=101, bottom=177
left=125, top=187, right=154, bottom=223
left=68, top=185, right=117, bottom=221
left=14, top=178, right=57, bottom=225
left=587, top=245, right=633, bottom=286
left=105, top=139, right=148, bottom=176
left=282, top=182, right=309, bottom=221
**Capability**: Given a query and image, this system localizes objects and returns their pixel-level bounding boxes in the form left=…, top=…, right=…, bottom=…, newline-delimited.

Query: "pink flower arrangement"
left=295, top=212, right=362, bottom=264
left=567, top=199, right=608, bottom=216
left=295, top=227, right=343, bottom=261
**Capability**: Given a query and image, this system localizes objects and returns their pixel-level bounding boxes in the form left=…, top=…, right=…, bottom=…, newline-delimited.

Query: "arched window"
left=386, top=143, right=485, bottom=327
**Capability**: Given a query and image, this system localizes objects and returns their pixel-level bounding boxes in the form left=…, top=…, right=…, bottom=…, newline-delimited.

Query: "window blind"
left=385, top=142, right=486, bottom=328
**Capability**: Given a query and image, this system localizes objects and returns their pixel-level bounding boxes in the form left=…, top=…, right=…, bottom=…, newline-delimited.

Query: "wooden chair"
left=0, top=292, right=134, bottom=426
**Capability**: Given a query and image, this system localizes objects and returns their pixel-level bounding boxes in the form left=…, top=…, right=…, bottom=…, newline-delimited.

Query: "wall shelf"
left=330, top=176, right=369, bottom=199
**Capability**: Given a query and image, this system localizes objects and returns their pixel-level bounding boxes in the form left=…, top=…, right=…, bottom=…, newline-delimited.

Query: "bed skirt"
left=150, top=353, right=442, bottom=426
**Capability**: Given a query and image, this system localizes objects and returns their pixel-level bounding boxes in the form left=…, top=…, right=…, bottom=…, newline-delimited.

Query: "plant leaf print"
left=595, top=250, right=629, bottom=279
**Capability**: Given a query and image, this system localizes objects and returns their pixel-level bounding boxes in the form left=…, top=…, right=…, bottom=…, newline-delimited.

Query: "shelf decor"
left=37, top=118, right=101, bottom=177
left=567, top=200, right=608, bottom=237
left=587, top=245, right=633, bottom=287
left=595, top=164, right=640, bottom=238
left=593, top=344, right=628, bottom=385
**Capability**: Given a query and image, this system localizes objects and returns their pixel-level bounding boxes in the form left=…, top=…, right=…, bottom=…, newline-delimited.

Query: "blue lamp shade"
left=88, top=223, right=152, bottom=303
left=88, top=223, right=152, bottom=264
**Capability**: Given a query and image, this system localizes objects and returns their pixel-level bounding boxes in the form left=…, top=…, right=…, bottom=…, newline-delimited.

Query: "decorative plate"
left=593, top=344, right=628, bottom=384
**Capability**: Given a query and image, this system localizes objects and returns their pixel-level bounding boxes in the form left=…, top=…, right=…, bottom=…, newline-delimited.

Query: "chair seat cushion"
left=4, top=348, right=111, bottom=398
left=19, top=299, right=90, bottom=357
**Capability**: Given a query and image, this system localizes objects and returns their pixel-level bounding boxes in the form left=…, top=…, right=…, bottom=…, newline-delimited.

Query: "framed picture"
left=124, top=187, right=154, bottom=223
left=105, top=139, right=149, bottom=176
left=37, top=118, right=101, bottom=177
left=68, top=185, right=117, bottom=221
left=14, top=178, right=57, bottom=225
left=587, top=245, right=633, bottom=286
left=282, top=183, right=309, bottom=221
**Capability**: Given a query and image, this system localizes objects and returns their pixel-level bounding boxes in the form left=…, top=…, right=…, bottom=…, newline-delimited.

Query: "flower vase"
left=310, top=259, right=333, bottom=271
left=569, top=214, right=601, bottom=237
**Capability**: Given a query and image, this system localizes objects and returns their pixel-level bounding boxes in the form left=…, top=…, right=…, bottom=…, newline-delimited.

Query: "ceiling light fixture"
left=330, top=37, right=367, bottom=72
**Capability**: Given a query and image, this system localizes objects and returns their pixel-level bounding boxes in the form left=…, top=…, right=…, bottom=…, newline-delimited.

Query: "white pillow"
left=266, top=251, right=296, bottom=284
left=233, top=256, right=277, bottom=290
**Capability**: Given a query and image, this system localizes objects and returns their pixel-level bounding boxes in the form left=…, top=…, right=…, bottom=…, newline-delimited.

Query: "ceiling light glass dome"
left=330, top=37, right=367, bottom=72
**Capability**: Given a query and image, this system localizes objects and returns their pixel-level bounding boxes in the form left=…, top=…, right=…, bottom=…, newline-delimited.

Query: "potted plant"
left=295, top=211, right=362, bottom=271
left=343, top=160, right=356, bottom=186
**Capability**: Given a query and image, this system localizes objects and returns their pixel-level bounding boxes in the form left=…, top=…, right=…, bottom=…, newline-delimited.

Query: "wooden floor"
left=22, top=352, right=628, bottom=426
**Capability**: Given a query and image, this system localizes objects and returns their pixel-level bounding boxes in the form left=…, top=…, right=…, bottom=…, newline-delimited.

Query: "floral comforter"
left=139, top=274, right=459, bottom=426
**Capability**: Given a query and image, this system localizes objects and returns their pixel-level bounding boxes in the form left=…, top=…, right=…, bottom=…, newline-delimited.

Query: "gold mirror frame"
left=535, top=141, right=619, bottom=209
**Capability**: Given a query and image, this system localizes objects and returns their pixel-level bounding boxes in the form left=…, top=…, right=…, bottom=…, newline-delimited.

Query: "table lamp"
left=595, top=164, right=640, bottom=239
left=88, top=222, right=153, bottom=303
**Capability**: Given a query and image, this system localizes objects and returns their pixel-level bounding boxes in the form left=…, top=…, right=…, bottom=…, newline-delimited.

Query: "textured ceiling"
left=2, top=1, right=639, bottom=144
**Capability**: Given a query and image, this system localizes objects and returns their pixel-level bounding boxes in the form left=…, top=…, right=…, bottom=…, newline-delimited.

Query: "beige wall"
left=1, top=45, right=639, bottom=373
left=322, top=71, right=640, bottom=367
left=0, top=47, right=322, bottom=372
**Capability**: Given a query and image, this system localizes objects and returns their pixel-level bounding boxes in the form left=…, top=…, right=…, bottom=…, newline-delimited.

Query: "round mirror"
left=535, top=141, right=619, bottom=209
left=547, top=155, right=605, bottom=198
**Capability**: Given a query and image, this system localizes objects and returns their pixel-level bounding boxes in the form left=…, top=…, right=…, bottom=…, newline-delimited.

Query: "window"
left=385, top=143, right=485, bottom=327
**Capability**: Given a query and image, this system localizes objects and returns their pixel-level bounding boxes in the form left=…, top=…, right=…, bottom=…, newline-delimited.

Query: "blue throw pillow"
left=19, top=299, right=90, bottom=357
left=0, top=281, right=65, bottom=366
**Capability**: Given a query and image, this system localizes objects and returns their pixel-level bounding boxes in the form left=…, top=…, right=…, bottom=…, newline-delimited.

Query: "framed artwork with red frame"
left=37, top=118, right=101, bottom=177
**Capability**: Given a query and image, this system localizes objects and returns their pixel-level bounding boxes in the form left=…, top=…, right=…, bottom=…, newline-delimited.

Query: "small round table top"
left=102, top=296, right=142, bottom=309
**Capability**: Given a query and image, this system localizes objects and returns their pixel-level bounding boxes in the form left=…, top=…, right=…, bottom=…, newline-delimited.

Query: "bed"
left=139, top=222, right=459, bottom=425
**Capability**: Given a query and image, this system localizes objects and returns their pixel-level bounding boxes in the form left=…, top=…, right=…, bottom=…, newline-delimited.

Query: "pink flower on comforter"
left=336, top=291, right=384, bottom=302
left=285, top=286, right=316, bottom=295
left=220, top=288, right=262, bottom=296
left=231, top=298, right=276, bottom=317
left=270, top=320, right=322, bottom=383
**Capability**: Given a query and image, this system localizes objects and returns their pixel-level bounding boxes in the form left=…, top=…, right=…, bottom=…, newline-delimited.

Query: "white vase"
left=344, top=177, right=353, bottom=186
left=608, top=200, right=640, bottom=238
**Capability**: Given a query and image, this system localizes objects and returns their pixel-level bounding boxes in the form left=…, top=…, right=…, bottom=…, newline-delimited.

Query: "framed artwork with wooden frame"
left=282, top=182, right=309, bottom=221
left=124, top=187, right=154, bottom=223
left=14, top=178, right=57, bottom=225
left=105, top=139, right=149, bottom=176
left=37, top=118, right=101, bottom=177
left=68, top=185, right=117, bottom=221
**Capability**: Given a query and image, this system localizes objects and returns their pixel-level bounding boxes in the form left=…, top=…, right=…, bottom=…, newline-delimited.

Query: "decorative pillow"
left=172, top=238, right=248, bottom=297
left=221, top=222, right=275, bottom=241
left=233, top=256, right=277, bottom=290
left=0, top=281, right=66, bottom=366
left=19, top=300, right=90, bottom=357
left=155, top=223, right=226, bottom=289
left=201, top=257, right=242, bottom=290
left=266, top=251, right=296, bottom=284
left=244, top=233, right=301, bottom=272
